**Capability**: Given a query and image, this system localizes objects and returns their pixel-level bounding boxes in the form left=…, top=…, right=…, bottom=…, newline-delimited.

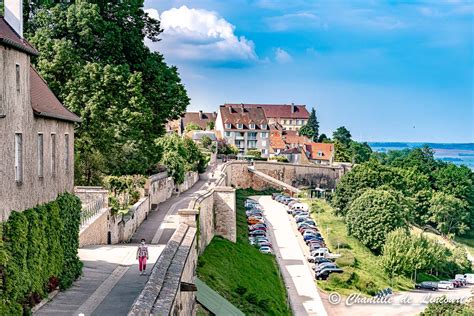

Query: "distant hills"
left=368, top=142, right=474, bottom=151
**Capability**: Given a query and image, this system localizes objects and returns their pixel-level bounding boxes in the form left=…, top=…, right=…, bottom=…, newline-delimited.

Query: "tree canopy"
left=27, top=1, right=190, bottom=183
left=299, top=108, right=319, bottom=141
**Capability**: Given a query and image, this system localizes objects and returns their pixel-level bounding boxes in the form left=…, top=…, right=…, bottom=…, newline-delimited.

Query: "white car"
left=438, top=281, right=454, bottom=290
left=259, top=246, right=272, bottom=254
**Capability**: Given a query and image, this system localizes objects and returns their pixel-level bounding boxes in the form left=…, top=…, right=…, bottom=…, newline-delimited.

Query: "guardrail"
left=80, top=196, right=107, bottom=227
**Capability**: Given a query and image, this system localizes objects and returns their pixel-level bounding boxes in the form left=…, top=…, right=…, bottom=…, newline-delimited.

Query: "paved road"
left=36, top=169, right=217, bottom=316
left=254, top=196, right=328, bottom=316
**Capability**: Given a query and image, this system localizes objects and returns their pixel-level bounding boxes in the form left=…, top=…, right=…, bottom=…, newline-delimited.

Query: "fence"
left=80, top=195, right=107, bottom=227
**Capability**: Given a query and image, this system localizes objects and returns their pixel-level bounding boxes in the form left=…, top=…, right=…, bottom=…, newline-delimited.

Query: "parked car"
left=291, top=203, right=309, bottom=212
left=246, top=211, right=263, bottom=218
left=249, top=224, right=267, bottom=230
left=313, top=262, right=337, bottom=272
left=303, top=220, right=316, bottom=226
left=247, top=218, right=264, bottom=225
left=455, top=278, right=467, bottom=286
left=249, top=230, right=266, bottom=237
left=307, top=256, right=333, bottom=264
left=258, top=241, right=272, bottom=248
left=455, top=274, right=474, bottom=285
left=316, top=267, right=343, bottom=280
left=415, top=281, right=439, bottom=291
left=259, top=246, right=272, bottom=254
left=272, top=193, right=281, bottom=200
left=296, top=217, right=311, bottom=224
left=438, top=281, right=454, bottom=290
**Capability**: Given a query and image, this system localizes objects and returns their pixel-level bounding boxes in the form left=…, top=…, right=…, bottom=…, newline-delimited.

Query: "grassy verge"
left=455, top=230, right=474, bottom=258
left=308, top=199, right=413, bottom=296
left=197, top=189, right=290, bottom=315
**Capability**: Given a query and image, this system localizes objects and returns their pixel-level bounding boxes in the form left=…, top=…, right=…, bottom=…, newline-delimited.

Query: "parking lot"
left=252, top=195, right=327, bottom=316
left=252, top=195, right=473, bottom=316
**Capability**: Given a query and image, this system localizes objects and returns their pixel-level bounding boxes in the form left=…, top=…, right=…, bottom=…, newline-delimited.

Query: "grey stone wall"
left=79, top=208, right=109, bottom=247
left=0, top=46, right=75, bottom=221
left=213, top=186, right=236, bottom=243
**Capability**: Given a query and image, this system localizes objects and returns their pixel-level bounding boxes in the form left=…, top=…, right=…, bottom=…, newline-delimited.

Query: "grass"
left=197, top=189, right=291, bottom=316
left=308, top=199, right=413, bottom=296
left=455, top=230, right=474, bottom=258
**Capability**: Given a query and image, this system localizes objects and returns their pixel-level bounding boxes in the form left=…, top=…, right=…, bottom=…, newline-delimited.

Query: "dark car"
left=313, top=257, right=333, bottom=264
left=312, top=262, right=337, bottom=272
left=415, top=281, right=439, bottom=291
left=249, top=230, right=266, bottom=237
left=316, top=267, right=343, bottom=280
left=449, top=279, right=462, bottom=288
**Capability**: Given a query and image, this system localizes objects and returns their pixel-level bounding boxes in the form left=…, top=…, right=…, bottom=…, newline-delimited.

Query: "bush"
left=327, top=267, right=355, bottom=288
left=0, top=193, right=82, bottom=314
left=354, top=276, right=378, bottom=296
left=270, top=156, right=289, bottom=163
left=335, top=249, right=355, bottom=267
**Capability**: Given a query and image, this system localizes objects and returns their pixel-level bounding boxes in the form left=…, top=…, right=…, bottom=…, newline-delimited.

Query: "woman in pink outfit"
left=136, top=239, right=149, bottom=275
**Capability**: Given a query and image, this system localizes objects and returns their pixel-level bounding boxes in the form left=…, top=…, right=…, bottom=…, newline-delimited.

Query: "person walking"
left=136, top=239, right=149, bottom=275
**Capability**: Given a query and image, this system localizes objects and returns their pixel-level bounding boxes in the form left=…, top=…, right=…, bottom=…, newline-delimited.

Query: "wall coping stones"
left=128, top=224, right=189, bottom=316
left=177, top=209, right=199, bottom=216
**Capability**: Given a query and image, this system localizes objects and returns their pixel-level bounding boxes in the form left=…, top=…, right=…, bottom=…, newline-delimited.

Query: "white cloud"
left=145, top=6, right=257, bottom=66
left=274, top=48, right=293, bottom=64
left=266, top=12, right=325, bottom=31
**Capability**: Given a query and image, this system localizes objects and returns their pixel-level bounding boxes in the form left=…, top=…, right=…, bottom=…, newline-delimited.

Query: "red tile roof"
left=0, top=17, right=38, bottom=55
left=305, top=142, right=334, bottom=161
left=270, top=132, right=286, bottom=150
left=224, top=103, right=309, bottom=119
left=219, top=105, right=268, bottom=129
left=182, top=111, right=217, bottom=130
left=282, top=130, right=310, bottom=146
left=30, top=66, right=81, bottom=123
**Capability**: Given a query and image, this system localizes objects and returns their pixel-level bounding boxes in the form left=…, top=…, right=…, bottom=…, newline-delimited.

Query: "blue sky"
left=144, top=0, right=473, bottom=143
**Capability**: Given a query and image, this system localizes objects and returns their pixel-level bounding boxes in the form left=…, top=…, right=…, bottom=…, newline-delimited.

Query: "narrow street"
left=253, top=195, right=328, bottom=316
left=36, top=169, right=217, bottom=316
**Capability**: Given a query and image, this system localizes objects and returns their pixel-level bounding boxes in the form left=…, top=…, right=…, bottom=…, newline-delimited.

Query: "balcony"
left=235, top=133, right=245, bottom=140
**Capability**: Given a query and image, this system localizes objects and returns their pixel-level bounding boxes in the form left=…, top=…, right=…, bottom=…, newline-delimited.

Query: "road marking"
left=74, top=248, right=136, bottom=316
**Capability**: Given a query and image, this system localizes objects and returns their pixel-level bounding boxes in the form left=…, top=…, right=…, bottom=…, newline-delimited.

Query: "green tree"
left=185, top=123, right=202, bottom=132
left=429, top=192, right=469, bottom=236
left=332, top=126, right=352, bottom=146
left=161, top=151, right=186, bottom=184
left=349, top=141, right=372, bottom=163
left=346, top=189, right=409, bottom=253
left=299, top=108, right=319, bottom=141
left=207, top=121, right=215, bottom=130
left=381, top=228, right=412, bottom=283
left=27, top=1, right=189, bottom=181
left=318, top=133, right=329, bottom=143
left=201, top=135, right=212, bottom=149
left=334, top=141, right=351, bottom=162
left=421, top=297, right=474, bottom=316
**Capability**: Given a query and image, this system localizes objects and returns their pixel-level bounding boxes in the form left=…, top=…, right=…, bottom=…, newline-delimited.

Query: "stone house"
left=0, top=6, right=81, bottom=221
left=215, top=104, right=270, bottom=157
left=224, top=103, right=310, bottom=131
left=304, top=142, right=334, bottom=165
left=166, top=111, right=217, bottom=135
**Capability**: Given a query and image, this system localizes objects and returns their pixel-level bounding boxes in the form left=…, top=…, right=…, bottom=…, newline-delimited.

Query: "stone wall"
left=79, top=208, right=109, bottom=247
left=213, top=186, right=237, bottom=243
left=128, top=224, right=197, bottom=316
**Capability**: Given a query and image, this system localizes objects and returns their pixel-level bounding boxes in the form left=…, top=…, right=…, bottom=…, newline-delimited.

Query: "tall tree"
left=299, top=108, right=319, bottom=141
left=27, top=1, right=189, bottom=182
left=332, top=126, right=352, bottom=146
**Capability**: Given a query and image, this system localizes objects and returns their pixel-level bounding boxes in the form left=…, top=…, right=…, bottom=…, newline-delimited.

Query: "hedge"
left=0, top=193, right=83, bottom=315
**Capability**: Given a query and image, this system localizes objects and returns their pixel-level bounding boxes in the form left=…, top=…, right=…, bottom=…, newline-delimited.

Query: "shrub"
left=235, top=286, right=247, bottom=295
left=327, top=267, right=355, bottom=288
left=0, top=193, right=82, bottom=314
left=354, top=276, right=378, bottom=296
left=335, top=249, right=355, bottom=267
left=270, top=156, right=289, bottom=163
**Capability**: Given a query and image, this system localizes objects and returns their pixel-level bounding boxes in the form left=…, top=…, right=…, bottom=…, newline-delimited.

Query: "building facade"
left=166, top=111, right=217, bottom=135
left=304, top=142, right=335, bottom=165
left=215, top=105, right=270, bottom=156
left=0, top=13, right=81, bottom=221
left=224, top=103, right=310, bottom=131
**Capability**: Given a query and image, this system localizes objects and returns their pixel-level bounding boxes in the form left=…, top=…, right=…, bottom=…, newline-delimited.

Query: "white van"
left=456, top=274, right=474, bottom=284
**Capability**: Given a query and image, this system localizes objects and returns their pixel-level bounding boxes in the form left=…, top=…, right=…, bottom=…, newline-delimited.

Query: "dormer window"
left=225, top=123, right=232, bottom=129
left=236, top=123, right=243, bottom=129
left=249, top=123, right=255, bottom=129
left=261, top=124, right=267, bottom=130
left=317, top=150, right=323, bottom=157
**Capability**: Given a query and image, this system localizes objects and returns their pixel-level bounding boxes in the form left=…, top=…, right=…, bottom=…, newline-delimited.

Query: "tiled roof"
left=282, top=130, right=309, bottom=146
left=281, top=147, right=300, bottom=154
left=182, top=111, right=217, bottom=130
left=270, top=132, right=286, bottom=149
left=219, top=105, right=268, bottom=130
left=0, top=17, right=38, bottom=55
left=305, top=142, right=334, bottom=161
left=30, top=66, right=81, bottom=123
left=224, top=103, right=309, bottom=119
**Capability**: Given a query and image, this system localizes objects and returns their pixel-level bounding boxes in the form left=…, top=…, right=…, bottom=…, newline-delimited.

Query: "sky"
left=143, top=0, right=474, bottom=143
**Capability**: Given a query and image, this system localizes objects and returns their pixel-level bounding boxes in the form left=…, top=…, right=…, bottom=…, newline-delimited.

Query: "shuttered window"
left=51, top=133, right=56, bottom=177
left=16, top=64, right=20, bottom=92
left=65, top=134, right=69, bottom=172
left=15, top=133, right=23, bottom=182
left=38, top=134, right=44, bottom=178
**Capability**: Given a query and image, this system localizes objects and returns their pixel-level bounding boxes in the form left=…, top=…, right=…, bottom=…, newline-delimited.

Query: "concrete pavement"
left=36, top=170, right=216, bottom=316
left=254, top=195, right=328, bottom=316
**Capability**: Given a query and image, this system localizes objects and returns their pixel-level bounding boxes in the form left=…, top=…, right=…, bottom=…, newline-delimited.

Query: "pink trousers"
left=139, top=256, right=147, bottom=271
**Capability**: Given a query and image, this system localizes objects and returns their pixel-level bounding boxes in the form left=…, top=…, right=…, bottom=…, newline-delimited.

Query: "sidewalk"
left=36, top=169, right=216, bottom=316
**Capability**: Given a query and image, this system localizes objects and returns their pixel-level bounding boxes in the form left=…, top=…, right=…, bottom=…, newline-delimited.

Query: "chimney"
left=199, top=110, right=203, bottom=119
left=291, top=103, right=296, bottom=113
left=213, top=112, right=217, bottom=118
left=5, top=0, right=23, bottom=38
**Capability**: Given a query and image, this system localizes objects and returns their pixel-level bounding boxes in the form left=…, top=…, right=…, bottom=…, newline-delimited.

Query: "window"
left=261, top=149, right=267, bottom=155
left=249, top=123, right=255, bottom=129
left=37, top=134, right=44, bottom=178
left=15, top=133, right=23, bottom=183
left=248, top=132, right=257, bottom=140
left=16, top=64, right=20, bottom=92
left=261, top=140, right=267, bottom=147
left=283, top=120, right=288, bottom=124
left=225, top=131, right=232, bottom=137
left=65, top=134, right=70, bottom=172
left=236, top=123, right=243, bottom=129
left=318, top=150, right=323, bottom=157
left=289, top=120, right=293, bottom=125
left=260, top=132, right=268, bottom=138
left=261, top=124, right=267, bottom=130
left=51, top=134, right=56, bottom=177
left=225, top=123, right=232, bottom=129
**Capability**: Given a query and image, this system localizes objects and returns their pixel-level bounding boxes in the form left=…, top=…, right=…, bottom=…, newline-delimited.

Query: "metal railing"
left=80, top=196, right=107, bottom=227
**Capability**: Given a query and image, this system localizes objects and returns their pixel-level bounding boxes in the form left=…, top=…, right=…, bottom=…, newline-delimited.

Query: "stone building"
left=0, top=5, right=81, bottom=221
left=304, top=142, right=335, bottom=165
left=224, top=103, right=310, bottom=131
left=215, top=104, right=270, bottom=156
left=166, top=111, right=217, bottom=135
